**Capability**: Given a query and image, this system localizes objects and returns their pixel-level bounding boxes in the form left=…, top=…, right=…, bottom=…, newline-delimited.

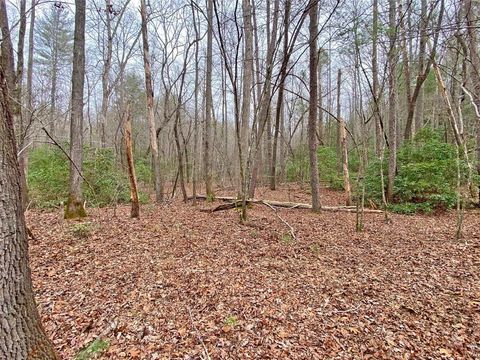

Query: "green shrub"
left=83, top=148, right=130, bottom=207
left=285, top=145, right=344, bottom=189
left=27, top=146, right=69, bottom=208
left=28, top=146, right=150, bottom=208
left=134, top=155, right=153, bottom=184
left=317, top=146, right=344, bottom=190
left=365, top=128, right=468, bottom=213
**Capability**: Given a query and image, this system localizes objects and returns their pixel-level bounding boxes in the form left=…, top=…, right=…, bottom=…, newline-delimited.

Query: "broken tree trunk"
left=124, top=104, right=139, bottom=218
left=192, top=195, right=382, bottom=214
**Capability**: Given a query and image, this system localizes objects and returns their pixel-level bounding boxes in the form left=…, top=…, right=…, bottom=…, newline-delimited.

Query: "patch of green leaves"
left=280, top=232, right=293, bottom=244
left=75, top=338, right=109, bottom=360
left=224, top=315, right=238, bottom=327
left=70, top=222, right=93, bottom=239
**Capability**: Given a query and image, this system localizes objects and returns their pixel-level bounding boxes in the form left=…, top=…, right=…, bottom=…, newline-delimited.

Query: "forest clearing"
left=28, top=186, right=480, bottom=359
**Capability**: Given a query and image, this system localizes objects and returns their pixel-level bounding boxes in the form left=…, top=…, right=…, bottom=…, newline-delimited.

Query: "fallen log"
left=191, top=195, right=383, bottom=214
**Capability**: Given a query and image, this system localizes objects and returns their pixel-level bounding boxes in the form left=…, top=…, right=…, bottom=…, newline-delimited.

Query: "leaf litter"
left=28, top=186, right=480, bottom=359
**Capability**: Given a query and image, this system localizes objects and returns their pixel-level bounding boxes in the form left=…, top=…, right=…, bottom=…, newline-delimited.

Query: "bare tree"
left=270, top=0, right=291, bottom=190
left=308, top=0, right=321, bottom=211
left=372, top=0, right=382, bottom=156
left=465, top=0, right=480, bottom=202
left=65, top=0, right=87, bottom=219
left=204, top=0, right=214, bottom=197
left=386, top=0, right=397, bottom=202
left=140, top=0, right=162, bottom=202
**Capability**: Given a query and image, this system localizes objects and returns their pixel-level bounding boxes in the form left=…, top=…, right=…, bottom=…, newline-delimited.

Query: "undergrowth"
left=28, top=146, right=149, bottom=208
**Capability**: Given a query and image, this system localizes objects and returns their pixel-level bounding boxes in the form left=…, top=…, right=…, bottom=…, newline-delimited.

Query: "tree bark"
left=399, top=1, right=412, bottom=141
left=238, top=0, right=254, bottom=219
left=318, top=48, right=324, bottom=145
left=191, top=4, right=200, bottom=205
left=124, top=104, right=139, bottom=218
left=65, top=0, right=87, bottom=219
left=270, top=0, right=291, bottom=190
left=100, top=0, right=113, bottom=148
left=336, top=68, right=342, bottom=168
left=372, top=0, right=382, bottom=156
left=308, top=0, right=321, bottom=211
left=1, top=59, right=59, bottom=360
left=48, top=7, right=59, bottom=139
left=140, top=0, right=162, bottom=203
left=414, top=0, right=427, bottom=134
left=386, top=0, right=397, bottom=202
left=465, top=0, right=480, bottom=202
left=19, top=0, right=35, bottom=210
left=204, top=0, right=214, bottom=197
left=249, top=0, right=279, bottom=198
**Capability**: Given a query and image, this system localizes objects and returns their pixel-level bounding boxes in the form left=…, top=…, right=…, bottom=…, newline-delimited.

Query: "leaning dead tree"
left=123, top=104, right=140, bottom=218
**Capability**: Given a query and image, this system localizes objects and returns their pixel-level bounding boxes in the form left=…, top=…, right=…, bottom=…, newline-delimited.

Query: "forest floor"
left=28, top=184, right=480, bottom=359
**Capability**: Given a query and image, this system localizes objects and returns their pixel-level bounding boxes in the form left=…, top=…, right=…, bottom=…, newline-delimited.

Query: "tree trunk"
left=340, top=119, right=351, bottom=205
left=140, top=0, right=162, bottom=203
left=372, top=0, right=382, bottom=156
left=270, top=0, right=291, bottom=190
left=399, top=1, right=412, bottom=141
left=404, top=0, right=444, bottom=141
left=191, top=4, right=200, bottom=205
left=48, top=7, right=59, bottom=139
left=248, top=0, right=279, bottom=198
left=386, top=0, right=397, bottom=202
left=65, top=0, right=87, bottom=219
left=204, top=0, right=214, bottom=197
left=336, top=68, right=342, bottom=169
left=124, top=104, right=139, bottom=218
left=0, top=58, right=59, bottom=360
left=465, top=0, right=480, bottom=202
left=308, top=0, right=321, bottom=211
left=238, top=0, right=254, bottom=220
left=100, top=0, right=113, bottom=148
left=0, top=0, right=15, bottom=89
left=15, top=0, right=28, bottom=209
left=414, top=0, right=427, bottom=134
left=318, top=48, right=324, bottom=145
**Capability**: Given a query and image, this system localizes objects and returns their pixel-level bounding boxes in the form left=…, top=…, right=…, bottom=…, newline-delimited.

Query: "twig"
left=332, top=304, right=362, bottom=314
left=187, top=306, right=211, bottom=360
left=262, top=201, right=297, bottom=241
left=41, top=127, right=95, bottom=192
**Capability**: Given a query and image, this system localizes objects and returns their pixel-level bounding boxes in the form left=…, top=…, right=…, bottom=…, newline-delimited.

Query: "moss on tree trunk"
left=64, top=197, right=87, bottom=219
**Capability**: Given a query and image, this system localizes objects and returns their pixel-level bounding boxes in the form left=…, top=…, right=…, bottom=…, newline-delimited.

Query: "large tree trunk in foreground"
left=140, top=0, right=162, bottom=203
left=0, top=66, right=59, bottom=360
left=0, top=0, right=28, bottom=209
left=65, top=0, right=87, bottom=219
